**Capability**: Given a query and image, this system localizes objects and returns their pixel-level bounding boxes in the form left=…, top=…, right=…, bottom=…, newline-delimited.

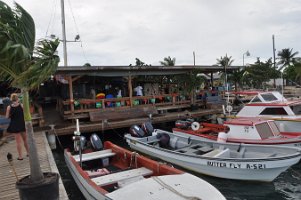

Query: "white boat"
left=125, top=128, right=301, bottom=182
left=64, top=135, right=226, bottom=200
left=234, top=91, right=301, bottom=136
left=172, top=118, right=301, bottom=148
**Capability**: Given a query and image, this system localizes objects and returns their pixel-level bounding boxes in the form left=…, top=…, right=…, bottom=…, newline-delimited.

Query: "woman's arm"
left=5, top=106, right=11, bottom=118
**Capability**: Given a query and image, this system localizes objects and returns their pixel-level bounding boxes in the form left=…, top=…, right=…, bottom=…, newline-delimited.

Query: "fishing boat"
left=172, top=118, right=301, bottom=148
left=64, top=134, right=226, bottom=200
left=233, top=91, right=301, bottom=136
left=125, top=125, right=301, bottom=182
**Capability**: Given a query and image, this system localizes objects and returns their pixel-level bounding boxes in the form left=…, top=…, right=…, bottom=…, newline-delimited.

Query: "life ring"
left=226, top=105, right=233, bottom=113
left=191, top=122, right=200, bottom=131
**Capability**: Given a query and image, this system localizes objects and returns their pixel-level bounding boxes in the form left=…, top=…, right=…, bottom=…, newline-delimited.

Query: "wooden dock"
left=0, top=132, right=69, bottom=200
left=55, top=108, right=222, bottom=135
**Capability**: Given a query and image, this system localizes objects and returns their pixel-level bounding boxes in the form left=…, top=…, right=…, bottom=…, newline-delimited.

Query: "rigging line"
left=45, top=0, right=58, bottom=37
left=152, top=176, right=201, bottom=200
left=67, top=0, right=89, bottom=64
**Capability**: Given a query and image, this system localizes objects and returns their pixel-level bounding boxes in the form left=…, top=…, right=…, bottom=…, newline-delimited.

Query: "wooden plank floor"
left=0, top=132, right=68, bottom=200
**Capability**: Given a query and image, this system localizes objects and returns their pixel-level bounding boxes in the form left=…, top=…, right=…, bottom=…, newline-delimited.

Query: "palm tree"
left=292, top=58, right=301, bottom=85
left=0, top=1, right=60, bottom=184
left=228, top=69, right=245, bottom=92
left=160, top=56, right=176, bottom=66
left=216, top=54, right=234, bottom=90
left=277, top=48, right=299, bottom=70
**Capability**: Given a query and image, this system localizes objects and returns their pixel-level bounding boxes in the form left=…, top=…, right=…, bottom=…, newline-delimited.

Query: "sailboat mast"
left=60, top=0, right=75, bottom=115
left=61, top=0, right=68, bottom=66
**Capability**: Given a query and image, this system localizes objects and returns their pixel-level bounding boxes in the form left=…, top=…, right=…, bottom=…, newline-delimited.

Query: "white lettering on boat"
left=207, top=161, right=266, bottom=169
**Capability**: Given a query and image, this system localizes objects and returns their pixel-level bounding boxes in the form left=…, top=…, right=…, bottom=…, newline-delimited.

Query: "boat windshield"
left=260, top=93, right=278, bottom=101
left=290, top=105, right=301, bottom=115
left=250, top=96, right=262, bottom=103
left=255, top=122, right=274, bottom=139
left=268, top=121, right=281, bottom=136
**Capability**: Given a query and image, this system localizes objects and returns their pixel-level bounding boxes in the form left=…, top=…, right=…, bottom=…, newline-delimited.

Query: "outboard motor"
left=156, top=133, right=170, bottom=148
left=141, top=121, right=154, bottom=136
left=80, top=136, right=87, bottom=150
left=175, top=120, right=192, bottom=129
left=129, top=125, right=146, bottom=137
left=90, top=134, right=103, bottom=151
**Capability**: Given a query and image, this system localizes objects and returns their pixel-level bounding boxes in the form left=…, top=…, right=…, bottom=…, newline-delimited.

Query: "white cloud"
left=4, top=0, right=301, bottom=66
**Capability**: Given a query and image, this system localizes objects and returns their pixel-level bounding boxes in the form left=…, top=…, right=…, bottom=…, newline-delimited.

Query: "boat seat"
left=92, top=167, right=153, bottom=186
left=73, top=149, right=116, bottom=162
left=117, top=175, right=145, bottom=188
left=196, top=146, right=213, bottom=153
left=203, top=148, right=230, bottom=158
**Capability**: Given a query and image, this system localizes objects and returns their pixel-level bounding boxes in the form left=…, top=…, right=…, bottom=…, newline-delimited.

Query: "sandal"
left=17, top=158, right=23, bottom=161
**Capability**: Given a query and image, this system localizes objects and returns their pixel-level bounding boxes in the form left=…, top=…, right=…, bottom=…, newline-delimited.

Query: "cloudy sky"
left=4, top=0, right=301, bottom=66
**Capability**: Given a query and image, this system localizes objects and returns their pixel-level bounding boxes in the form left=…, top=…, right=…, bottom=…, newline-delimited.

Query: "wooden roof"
left=55, top=65, right=242, bottom=77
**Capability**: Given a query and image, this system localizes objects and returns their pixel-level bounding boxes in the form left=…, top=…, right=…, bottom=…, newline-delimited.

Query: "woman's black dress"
left=7, top=104, right=26, bottom=133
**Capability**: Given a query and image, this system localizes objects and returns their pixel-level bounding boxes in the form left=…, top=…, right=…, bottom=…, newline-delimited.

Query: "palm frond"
left=14, top=2, right=35, bottom=51
left=16, top=39, right=60, bottom=89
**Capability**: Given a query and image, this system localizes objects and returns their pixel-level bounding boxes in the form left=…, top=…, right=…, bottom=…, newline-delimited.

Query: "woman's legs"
left=14, top=133, right=23, bottom=159
left=21, top=132, right=29, bottom=156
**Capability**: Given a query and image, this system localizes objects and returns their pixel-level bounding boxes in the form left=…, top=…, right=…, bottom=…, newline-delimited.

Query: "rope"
left=152, top=176, right=201, bottom=200
left=130, top=152, right=139, bottom=168
left=45, top=0, right=58, bottom=37
left=53, top=128, right=64, bottom=150
left=67, top=0, right=89, bottom=64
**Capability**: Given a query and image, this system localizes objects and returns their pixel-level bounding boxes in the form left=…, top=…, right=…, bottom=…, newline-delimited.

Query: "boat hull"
left=64, top=151, right=107, bottom=200
left=172, top=129, right=301, bottom=148
left=65, top=141, right=226, bottom=200
left=125, top=133, right=301, bottom=182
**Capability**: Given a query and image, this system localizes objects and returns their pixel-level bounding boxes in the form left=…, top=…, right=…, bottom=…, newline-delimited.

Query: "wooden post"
left=68, top=75, right=74, bottom=117
left=128, top=75, right=133, bottom=107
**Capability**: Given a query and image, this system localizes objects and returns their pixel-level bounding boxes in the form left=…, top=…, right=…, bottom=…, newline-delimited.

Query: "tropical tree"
left=294, top=58, right=301, bottom=84
left=244, top=58, right=279, bottom=89
left=277, top=48, right=299, bottom=70
left=174, top=69, right=205, bottom=105
left=288, top=57, right=301, bottom=85
left=158, top=56, right=176, bottom=91
left=228, top=69, right=245, bottom=92
left=159, top=56, right=176, bottom=66
left=216, top=54, right=234, bottom=89
left=0, top=1, right=60, bottom=184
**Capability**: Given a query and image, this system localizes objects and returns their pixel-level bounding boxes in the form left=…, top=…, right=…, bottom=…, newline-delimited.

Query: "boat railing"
left=58, top=93, right=200, bottom=120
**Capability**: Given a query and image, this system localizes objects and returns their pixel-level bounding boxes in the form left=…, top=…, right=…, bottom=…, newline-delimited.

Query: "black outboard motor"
left=175, top=120, right=192, bottom=129
left=141, top=121, right=154, bottom=136
left=129, top=125, right=146, bottom=137
left=90, top=134, right=103, bottom=151
left=156, top=133, right=170, bottom=148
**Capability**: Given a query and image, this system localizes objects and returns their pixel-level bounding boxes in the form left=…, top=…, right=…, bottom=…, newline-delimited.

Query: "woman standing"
left=6, top=93, right=29, bottom=160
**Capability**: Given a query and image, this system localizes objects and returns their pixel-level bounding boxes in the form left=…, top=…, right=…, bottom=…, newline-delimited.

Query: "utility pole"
left=193, top=51, right=195, bottom=66
left=272, top=35, right=276, bottom=88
